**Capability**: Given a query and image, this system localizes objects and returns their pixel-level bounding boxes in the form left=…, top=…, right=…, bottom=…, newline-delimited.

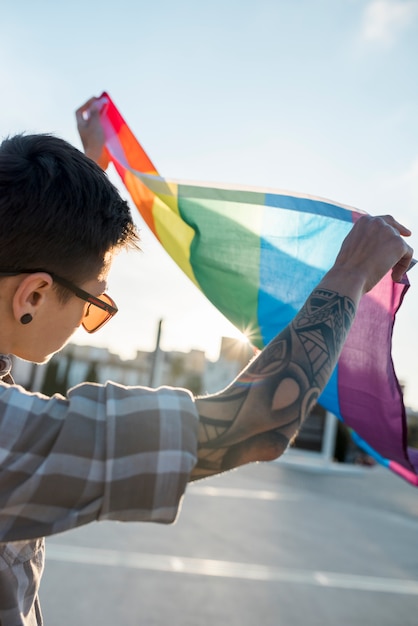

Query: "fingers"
left=391, top=247, right=414, bottom=283
left=75, top=97, right=97, bottom=126
left=333, top=214, right=414, bottom=294
left=75, top=96, right=107, bottom=128
left=369, top=215, right=413, bottom=283
left=377, top=214, right=412, bottom=238
left=355, top=213, right=411, bottom=237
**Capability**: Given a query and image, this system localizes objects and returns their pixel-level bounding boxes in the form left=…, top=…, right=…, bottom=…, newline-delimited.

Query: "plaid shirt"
left=0, top=358, right=198, bottom=625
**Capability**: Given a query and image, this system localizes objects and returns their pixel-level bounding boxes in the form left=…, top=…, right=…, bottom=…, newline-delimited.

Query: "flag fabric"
left=95, top=91, right=418, bottom=485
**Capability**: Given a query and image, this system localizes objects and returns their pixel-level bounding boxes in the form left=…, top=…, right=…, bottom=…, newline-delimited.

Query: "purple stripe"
left=338, top=275, right=411, bottom=469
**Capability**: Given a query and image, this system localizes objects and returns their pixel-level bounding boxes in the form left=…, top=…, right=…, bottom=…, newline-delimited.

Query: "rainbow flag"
left=94, top=92, right=418, bottom=485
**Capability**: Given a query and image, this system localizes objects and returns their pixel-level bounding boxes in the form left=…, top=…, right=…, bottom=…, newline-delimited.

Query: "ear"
left=12, top=273, right=54, bottom=323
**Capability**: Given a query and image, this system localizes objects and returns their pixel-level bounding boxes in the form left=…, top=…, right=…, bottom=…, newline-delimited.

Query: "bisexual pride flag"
left=93, top=92, right=417, bottom=485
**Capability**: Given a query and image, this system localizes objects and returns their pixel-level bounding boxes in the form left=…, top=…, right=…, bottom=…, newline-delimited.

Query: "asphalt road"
left=40, top=459, right=418, bottom=625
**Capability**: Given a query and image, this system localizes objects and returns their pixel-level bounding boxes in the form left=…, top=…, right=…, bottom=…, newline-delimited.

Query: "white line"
left=46, top=544, right=418, bottom=596
left=187, top=485, right=299, bottom=501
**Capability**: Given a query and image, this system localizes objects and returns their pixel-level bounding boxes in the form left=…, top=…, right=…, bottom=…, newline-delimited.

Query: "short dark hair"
left=0, top=133, right=139, bottom=284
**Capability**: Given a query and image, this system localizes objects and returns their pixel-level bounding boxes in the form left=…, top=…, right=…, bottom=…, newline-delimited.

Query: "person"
left=0, top=105, right=412, bottom=626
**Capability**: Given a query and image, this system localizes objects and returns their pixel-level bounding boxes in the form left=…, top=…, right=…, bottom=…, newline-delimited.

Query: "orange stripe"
left=118, top=124, right=158, bottom=175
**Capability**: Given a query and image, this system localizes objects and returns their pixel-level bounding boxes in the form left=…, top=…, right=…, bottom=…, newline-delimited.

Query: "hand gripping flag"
left=93, top=91, right=417, bottom=485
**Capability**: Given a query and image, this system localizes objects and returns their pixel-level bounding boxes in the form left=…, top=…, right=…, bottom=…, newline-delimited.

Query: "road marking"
left=46, top=543, right=418, bottom=595
left=187, top=485, right=299, bottom=501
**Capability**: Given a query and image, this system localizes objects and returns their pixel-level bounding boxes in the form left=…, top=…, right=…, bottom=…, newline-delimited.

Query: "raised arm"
left=192, top=215, right=413, bottom=479
left=75, top=97, right=110, bottom=170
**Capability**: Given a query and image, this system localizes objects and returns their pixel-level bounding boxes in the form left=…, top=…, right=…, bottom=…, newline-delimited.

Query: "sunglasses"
left=0, top=269, right=118, bottom=333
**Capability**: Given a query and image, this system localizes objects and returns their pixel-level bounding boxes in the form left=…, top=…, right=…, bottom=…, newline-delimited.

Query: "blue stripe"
left=258, top=208, right=353, bottom=345
left=257, top=207, right=353, bottom=416
left=265, top=193, right=356, bottom=222
left=176, top=183, right=357, bottom=224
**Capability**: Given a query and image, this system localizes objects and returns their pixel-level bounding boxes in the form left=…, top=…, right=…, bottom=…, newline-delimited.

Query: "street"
left=40, top=459, right=418, bottom=625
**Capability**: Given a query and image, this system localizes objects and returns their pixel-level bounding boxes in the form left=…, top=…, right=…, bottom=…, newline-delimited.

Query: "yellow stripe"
left=126, top=170, right=198, bottom=286
left=152, top=192, right=198, bottom=288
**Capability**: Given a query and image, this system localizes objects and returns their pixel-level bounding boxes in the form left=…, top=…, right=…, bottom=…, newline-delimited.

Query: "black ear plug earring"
left=20, top=313, right=33, bottom=325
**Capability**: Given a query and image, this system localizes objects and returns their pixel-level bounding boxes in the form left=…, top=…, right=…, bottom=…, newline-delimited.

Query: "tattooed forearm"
left=191, top=289, right=356, bottom=480
left=291, top=288, right=356, bottom=389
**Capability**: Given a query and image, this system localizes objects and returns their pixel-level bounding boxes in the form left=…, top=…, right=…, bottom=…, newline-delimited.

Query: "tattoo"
left=293, top=288, right=356, bottom=389
left=193, top=289, right=356, bottom=478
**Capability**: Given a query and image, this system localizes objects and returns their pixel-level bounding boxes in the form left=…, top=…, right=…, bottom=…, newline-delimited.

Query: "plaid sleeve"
left=0, top=382, right=198, bottom=542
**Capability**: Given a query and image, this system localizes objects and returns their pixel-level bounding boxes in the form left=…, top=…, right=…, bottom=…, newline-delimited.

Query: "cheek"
left=50, top=303, right=86, bottom=339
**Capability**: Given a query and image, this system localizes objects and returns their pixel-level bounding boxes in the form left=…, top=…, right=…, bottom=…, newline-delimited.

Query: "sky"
left=1, top=0, right=418, bottom=406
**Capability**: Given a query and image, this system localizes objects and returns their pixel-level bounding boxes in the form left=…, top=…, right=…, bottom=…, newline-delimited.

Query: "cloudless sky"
left=2, top=0, right=418, bottom=407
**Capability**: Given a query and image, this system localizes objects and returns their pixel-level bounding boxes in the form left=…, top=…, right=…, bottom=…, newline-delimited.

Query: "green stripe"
left=179, top=184, right=265, bottom=206
left=178, top=185, right=264, bottom=345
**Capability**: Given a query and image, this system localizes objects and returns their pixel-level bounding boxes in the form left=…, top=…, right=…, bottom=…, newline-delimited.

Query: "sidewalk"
left=41, top=460, right=418, bottom=626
